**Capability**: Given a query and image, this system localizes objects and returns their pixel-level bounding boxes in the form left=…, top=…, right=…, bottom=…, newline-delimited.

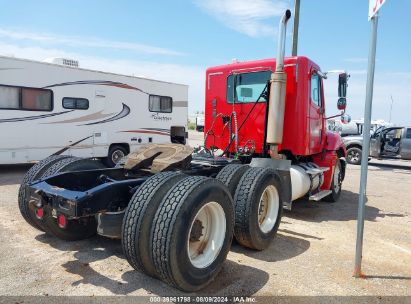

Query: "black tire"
left=40, top=157, right=105, bottom=241
left=104, top=145, right=128, bottom=167
left=151, top=176, right=234, bottom=292
left=346, top=147, right=362, bottom=165
left=233, top=167, right=283, bottom=251
left=216, top=164, right=249, bottom=197
left=323, top=159, right=343, bottom=203
left=18, top=155, right=71, bottom=231
left=122, top=171, right=186, bottom=277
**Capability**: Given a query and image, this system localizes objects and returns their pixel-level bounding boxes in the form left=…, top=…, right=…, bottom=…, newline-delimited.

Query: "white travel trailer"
left=0, top=56, right=188, bottom=166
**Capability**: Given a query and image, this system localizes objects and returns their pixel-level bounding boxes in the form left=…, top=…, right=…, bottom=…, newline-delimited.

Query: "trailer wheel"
left=151, top=176, right=234, bottom=291
left=233, top=167, right=283, bottom=250
left=122, top=171, right=186, bottom=277
left=105, top=145, right=128, bottom=167
left=216, top=164, right=249, bottom=197
left=40, top=157, right=105, bottom=241
left=18, top=155, right=71, bottom=231
left=323, top=159, right=342, bottom=202
left=346, top=147, right=362, bottom=165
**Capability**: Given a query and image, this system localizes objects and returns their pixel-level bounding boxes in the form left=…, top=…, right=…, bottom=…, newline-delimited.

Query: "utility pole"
left=291, top=0, right=300, bottom=56
left=354, top=0, right=386, bottom=278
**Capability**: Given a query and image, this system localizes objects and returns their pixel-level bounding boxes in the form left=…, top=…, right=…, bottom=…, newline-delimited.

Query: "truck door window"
left=310, top=73, right=322, bottom=107
left=227, top=71, right=271, bottom=103
left=406, top=128, right=411, bottom=139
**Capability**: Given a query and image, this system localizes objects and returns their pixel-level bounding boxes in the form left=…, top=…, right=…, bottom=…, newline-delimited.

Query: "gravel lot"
left=0, top=131, right=410, bottom=297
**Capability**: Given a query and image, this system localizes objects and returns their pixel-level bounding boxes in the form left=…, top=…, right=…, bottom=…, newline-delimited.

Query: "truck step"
left=309, top=190, right=332, bottom=201
left=305, top=167, right=329, bottom=175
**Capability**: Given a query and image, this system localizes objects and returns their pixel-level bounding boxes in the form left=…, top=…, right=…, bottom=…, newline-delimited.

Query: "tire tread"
left=122, top=171, right=185, bottom=275
left=151, top=176, right=209, bottom=287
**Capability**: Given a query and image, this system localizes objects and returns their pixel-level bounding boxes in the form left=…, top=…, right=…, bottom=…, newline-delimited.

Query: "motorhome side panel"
left=0, top=56, right=188, bottom=164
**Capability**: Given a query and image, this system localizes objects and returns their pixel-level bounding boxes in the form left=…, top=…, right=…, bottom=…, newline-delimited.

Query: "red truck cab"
left=204, top=56, right=346, bottom=191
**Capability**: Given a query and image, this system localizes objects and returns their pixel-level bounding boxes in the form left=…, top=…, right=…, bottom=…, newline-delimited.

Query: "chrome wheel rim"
left=112, top=150, right=125, bottom=164
left=348, top=150, right=360, bottom=163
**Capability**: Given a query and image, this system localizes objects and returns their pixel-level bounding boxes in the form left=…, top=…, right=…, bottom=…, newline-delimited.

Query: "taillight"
left=35, top=208, right=44, bottom=220
left=58, top=214, right=67, bottom=228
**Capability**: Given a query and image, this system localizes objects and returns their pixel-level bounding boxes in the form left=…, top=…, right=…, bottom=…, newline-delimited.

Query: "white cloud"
left=0, top=28, right=184, bottom=56
left=0, top=43, right=204, bottom=113
left=194, top=0, right=290, bottom=37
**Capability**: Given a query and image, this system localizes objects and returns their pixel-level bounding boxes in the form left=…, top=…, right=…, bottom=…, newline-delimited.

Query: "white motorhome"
left=0, top=56, right=188, bottom=166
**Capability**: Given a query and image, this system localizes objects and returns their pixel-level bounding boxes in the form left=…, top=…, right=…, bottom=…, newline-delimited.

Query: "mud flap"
left=250, top=158, right=292, bottom=210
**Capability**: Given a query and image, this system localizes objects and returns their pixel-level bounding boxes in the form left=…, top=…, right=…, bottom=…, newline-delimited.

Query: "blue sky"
left=0, top=0, right=410, bottom=124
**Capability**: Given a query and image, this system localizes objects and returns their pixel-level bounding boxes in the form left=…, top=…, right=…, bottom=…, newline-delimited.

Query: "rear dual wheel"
left=217, top=165, right=283, bottom=251
left=122, top=171, right=187, bottom=277
left=122, top=175, right=234, bottom=292
left=233, top=167, right=283, bottom=250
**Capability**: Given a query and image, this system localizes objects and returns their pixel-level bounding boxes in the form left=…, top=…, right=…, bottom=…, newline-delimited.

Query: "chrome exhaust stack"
left=266, top=9, right=291, bottom=158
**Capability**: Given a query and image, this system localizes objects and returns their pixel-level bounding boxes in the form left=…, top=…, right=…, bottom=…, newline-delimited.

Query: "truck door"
left=399, top=128, right=411, bottom=160
left=309, top=72, right=324, bottom=154
left=369, top=128, right=383, bottom=158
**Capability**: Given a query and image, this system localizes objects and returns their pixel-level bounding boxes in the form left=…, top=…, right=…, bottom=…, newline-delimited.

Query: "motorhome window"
left=22, top=88, right=52, bottom=111
left=0, top=86, right=19, bottom=109
left=0, top=85, right=52, bottom=111
left=227, top=71, right=271, bottom=103
left=63, top=98, right=89, bottom=110
left=149, top=95, right=172, bottom=113
left=310, top=73, right=322, bottom=107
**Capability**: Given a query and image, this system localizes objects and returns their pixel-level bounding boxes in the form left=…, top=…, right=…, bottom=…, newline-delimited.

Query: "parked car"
left=195, top=114, right=204, bottom=132
left=370, top=126, right=411, bottom=160
left=343, top=134, right=364, bottom=165
left=343, top=126, right=411, bottom=164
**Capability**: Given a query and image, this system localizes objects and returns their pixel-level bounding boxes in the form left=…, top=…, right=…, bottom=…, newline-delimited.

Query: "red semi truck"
left=19, top=10, right=349, bottom=291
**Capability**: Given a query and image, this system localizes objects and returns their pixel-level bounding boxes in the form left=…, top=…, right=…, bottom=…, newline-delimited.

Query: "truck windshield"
left=227, top=71, right=271, bottom=103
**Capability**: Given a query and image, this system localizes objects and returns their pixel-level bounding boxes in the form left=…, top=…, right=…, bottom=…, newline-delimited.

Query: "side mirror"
left=337, top=97, right=346, bottom=111
left=341, top=114, right=351, bottom=124
left=338, top=73, right=348, bottom=98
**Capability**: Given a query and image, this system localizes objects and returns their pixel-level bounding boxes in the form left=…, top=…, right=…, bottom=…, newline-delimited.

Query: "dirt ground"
left=0, top=131, right=410, bottom=298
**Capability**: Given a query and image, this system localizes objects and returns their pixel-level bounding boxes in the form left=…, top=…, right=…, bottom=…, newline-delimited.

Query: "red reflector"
left=35, top=208, right=44, bottom=219
left=58, top=214, right=67, bottom=228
